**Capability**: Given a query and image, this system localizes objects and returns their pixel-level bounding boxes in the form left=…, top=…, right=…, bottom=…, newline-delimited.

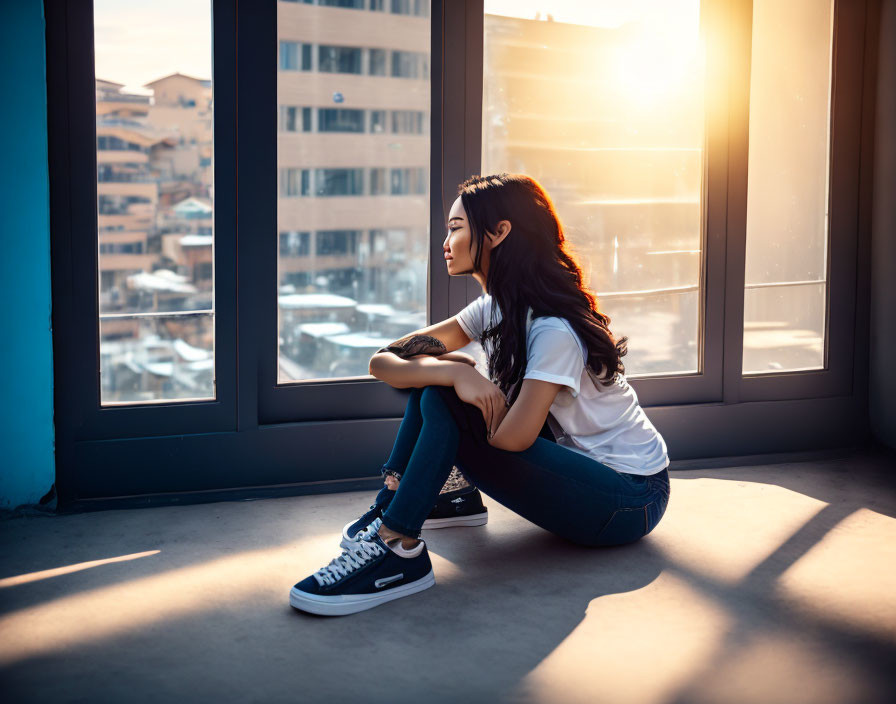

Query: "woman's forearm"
left=368, top=352, right=464, bottom=389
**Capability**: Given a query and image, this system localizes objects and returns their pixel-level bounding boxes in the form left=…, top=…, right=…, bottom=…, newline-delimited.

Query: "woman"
left=289, top=173, right=671, bottom=616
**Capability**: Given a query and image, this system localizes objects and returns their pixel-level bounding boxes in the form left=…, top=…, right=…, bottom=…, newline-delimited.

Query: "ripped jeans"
left=373, top=385, right=670, bottom=546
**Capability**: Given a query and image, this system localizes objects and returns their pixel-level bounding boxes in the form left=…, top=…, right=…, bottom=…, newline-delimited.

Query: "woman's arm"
left=369, top=330, right=477, bottom=388
left=369, top=349, right=467, bottom=389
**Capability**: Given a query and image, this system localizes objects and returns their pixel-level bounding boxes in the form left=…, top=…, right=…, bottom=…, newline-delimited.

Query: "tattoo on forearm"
left=377, top=334, right=447, bottom=360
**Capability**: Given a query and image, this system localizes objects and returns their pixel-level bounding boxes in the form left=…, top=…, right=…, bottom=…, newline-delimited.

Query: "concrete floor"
left=1, top=450, right=895, bottom=704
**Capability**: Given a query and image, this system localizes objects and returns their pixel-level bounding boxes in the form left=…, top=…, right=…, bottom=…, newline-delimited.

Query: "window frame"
left=46, top=0, right=238, bottom=447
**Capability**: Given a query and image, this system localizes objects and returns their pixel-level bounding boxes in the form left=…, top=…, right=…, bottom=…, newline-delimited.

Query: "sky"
left=484, top=0, right=698, bottom=29
left=93, top=0, right=700, bottom=94
left=93, top=0, right=213, bottom=94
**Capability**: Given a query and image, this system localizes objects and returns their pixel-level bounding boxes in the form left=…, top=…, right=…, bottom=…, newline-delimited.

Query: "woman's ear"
left=490, top=220, right=512, bottom=248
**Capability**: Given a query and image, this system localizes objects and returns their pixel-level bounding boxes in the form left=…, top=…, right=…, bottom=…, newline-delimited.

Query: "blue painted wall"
left=0, top=0, right=56, bottom=510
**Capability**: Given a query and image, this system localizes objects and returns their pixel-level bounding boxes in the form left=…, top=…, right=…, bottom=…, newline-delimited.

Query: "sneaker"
left=289, top=532, right=435, bottom=616
left=421, top=486, right=489, bottom=530
left=340, top=486, right=489, bottom=551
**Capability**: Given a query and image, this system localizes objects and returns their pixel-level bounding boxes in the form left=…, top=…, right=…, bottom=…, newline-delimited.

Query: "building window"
left=370, top=110, right=386, bottom=133
left=318, top=0, right=364, bottom=8
left=369, top=168, right=387, bottom=195
left=316, top=230, right=361, bottom=256
left=97, top=135, right=145, bottom=152
left=301, top=169, right=311, bottom=196
left=281, top=168, right=312, bottom=197
left=369, top=48, right=387, bottom=76
left=279, top=41, right=312, bottom=71
left=280, top=106, right=313, bottom=132
left=391, top=0, right=429, bottom=18
left=390, top=167, right=425, bottom=195
left=318, top=108, right=365, bottom=133
left=280, top=231, right=311, bottom=257
left=99, top=242, right=144, bottom=254
left=314, top=168, right=364, bottom=196
left=391, top=50, right=420, bottom=78
left=391, top=110, right=425, bottom=134
left=318, top=45, right=362, bottom=74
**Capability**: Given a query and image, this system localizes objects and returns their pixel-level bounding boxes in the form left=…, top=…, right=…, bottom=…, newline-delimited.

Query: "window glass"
left=742, top=0, right=834, bottom=374
left=277, top=1, right=431, bottom=382
left=369, top=48, right=387, bottom=76
left=482, top=1, right=705, bottom=376
left=318, top=108, right=365, bottom=133
left=94, top=0, right=215, bottom=404
left=318, top=45, right=363, bottom=74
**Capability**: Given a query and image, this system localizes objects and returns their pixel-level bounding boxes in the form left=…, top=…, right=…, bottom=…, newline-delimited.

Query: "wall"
left=869, top=0, right=896, bottom=449
left=0, top=0, right=56, bottom=510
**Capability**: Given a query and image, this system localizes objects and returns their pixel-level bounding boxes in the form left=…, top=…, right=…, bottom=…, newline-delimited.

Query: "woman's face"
left=444, top=195, right=511, bottom=288
left=443, top=196, right=477, bottom=276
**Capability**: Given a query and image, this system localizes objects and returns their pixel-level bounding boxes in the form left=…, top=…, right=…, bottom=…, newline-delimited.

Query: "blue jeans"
left=374, top=385, right=670, bottom=546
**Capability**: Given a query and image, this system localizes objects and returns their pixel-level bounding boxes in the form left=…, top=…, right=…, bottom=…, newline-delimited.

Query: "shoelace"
left=313, top=536, right=385, bottom=587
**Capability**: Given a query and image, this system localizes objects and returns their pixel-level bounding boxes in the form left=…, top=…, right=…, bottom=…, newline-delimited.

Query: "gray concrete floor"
left=2, top=450, right=895, bottom=704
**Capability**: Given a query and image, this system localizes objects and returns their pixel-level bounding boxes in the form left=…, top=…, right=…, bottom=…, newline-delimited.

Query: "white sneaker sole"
left=289, top=569, right=436, bottom=616
left=421, top=512, right=489, bottom=530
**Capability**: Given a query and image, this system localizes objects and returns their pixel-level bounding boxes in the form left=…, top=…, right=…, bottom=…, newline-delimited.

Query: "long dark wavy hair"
left=458, top=173, right=628, bottom=405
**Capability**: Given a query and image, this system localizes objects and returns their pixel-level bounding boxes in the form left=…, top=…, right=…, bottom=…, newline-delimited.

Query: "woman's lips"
left=444, top=255, right=453, bottom=260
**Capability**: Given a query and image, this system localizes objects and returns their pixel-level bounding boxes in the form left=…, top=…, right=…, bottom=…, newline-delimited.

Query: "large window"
left=276, top=0, right=431, bottom=383
left=93, top=0, right=215, bottom=404
left=47, top=0, right=870, bottom=504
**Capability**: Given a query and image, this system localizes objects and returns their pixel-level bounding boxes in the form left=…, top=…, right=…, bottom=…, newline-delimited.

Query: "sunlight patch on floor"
left=509, top=572, right=731, bottom=704
left=775, top=507, right=896, bottom=641
left=0, top=536, right=326, bottom=666
left=654, top=477, right=829, bottom=582
left=0, top=551, right=161, bottom=589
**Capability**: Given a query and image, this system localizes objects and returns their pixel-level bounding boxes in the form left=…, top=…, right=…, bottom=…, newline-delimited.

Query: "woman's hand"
left=452, top=365, right=510, bottom=439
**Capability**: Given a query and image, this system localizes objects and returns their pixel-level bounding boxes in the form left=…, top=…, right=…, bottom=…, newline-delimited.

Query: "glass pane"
left=742, top=0, right=834, bottom=374
left=743, top=283, right=825, bottom=373
left=94, top=1, right=215, bottom=405
left=277, top=0, right=431, bottom=383
left=482, top=1, right=705, bottom=377
left=99, top=313, right=214, bottom=403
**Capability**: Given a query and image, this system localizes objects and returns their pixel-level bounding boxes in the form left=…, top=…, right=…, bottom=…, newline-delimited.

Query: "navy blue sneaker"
left=290, top=532, right=435, bottom=616
left=422, top=486, right=489, bottom=530
left=340, top=486, right=488, bottom=551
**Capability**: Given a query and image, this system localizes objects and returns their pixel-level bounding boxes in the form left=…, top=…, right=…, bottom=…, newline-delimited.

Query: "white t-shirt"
left=454, top=293, right=670, bottom=476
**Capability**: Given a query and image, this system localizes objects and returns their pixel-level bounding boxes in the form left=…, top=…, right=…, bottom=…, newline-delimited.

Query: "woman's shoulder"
left=528, top=314, right=586, bottom=359
left=529, top=314, right=579, bottom=340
